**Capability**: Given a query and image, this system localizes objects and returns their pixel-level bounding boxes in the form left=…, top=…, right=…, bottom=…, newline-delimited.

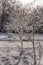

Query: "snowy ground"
left=0, top=41, right=43, bottom=65
left=0, top=33, right=43, bottom=65
left=0, top=33, right=43, bottom=41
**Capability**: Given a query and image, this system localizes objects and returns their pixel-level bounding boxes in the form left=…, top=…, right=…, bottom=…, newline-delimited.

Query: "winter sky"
left=0, top=0, right=43, bottom=7
left=19, top=0, right=43, bottom=6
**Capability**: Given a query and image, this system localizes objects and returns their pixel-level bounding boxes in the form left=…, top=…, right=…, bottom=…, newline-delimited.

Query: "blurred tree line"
left=0, top=0, right=43, bottom=33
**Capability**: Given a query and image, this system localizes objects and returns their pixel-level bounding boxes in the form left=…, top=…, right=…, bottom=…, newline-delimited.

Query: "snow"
left=0, top=33, right=43, bottom=65
left=0, top=40, right=42, bottom=65
left=0, top=33, right=43, bottom=41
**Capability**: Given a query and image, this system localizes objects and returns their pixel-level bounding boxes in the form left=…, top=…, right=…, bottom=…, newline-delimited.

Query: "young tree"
left=0, top=0, right=42, bottom=65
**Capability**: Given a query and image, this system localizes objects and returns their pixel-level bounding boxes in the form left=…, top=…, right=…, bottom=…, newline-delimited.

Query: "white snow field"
left=0, top=33, right=43, bottom=65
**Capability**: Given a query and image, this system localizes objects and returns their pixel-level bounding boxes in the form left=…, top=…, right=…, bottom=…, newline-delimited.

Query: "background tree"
left=0, top=0, right=42, bottom=65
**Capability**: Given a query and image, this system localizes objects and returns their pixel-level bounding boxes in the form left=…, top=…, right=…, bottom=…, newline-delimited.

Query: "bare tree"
left=0, top=0, right=42, bottom=65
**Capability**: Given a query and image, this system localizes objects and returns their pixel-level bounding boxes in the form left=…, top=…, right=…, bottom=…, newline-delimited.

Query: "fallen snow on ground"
left=0, top=41, right=43, bottom=65
left=0, top=33, right=43, bottom=41
left=0, top=33, right=43, bottom=65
